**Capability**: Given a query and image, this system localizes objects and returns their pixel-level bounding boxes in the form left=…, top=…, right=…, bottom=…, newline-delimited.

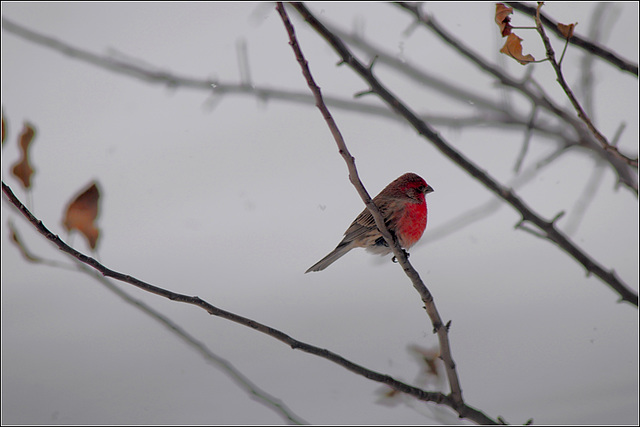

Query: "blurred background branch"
left=5, top=220, right=307, bottom=425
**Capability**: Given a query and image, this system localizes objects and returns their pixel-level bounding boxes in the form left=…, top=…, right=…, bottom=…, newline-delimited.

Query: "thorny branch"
left=290, top=2, right=638, bottom=307
left=276, top=3, right=497, bottom=424
left=1, top=180, right=497, bottom=425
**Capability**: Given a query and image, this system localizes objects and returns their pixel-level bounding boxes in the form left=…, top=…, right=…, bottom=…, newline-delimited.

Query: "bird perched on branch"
left=306, top=173, right=434, bottom=273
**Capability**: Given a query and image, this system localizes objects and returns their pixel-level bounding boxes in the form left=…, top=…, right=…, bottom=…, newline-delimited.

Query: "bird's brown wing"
left=342, top=198, right=398, bottom=243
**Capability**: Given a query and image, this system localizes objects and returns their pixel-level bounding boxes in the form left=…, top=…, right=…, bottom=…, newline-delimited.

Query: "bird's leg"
left=391, top=249, right=410, bottom=263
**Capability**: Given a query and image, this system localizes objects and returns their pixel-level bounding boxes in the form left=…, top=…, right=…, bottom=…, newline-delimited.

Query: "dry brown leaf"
left=409, top=345, right=441, bottom=377
left=11, top=122, right=36, bottom=188
left=500, top=33, right=536, bottom=65
left=63, top=181, right=101, bottom=249
left=557, top=22, right=577, bottom=39
left=495, top=3, right=514, bottom=37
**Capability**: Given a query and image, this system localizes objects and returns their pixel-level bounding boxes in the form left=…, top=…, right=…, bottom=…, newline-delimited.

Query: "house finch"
left=305, top=173, right=434, bottom=273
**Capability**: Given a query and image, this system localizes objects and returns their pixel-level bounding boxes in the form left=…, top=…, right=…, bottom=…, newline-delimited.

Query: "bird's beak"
left=425, top=184, right=434, bottom=194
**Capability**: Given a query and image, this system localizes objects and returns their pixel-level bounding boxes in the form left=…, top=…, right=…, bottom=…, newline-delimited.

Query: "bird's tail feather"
left=305, top=243, right=353, bottom=273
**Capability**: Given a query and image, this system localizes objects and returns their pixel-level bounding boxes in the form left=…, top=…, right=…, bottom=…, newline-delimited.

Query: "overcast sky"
left=2, top=2, right=638, bottom=425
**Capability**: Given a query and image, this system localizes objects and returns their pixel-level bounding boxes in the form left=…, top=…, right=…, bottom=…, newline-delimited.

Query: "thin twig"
left=392, top=3, right=638, bottom=194
left=506, top=1, right=639, bottom=76
left=533, top=3, right=638, bottom=169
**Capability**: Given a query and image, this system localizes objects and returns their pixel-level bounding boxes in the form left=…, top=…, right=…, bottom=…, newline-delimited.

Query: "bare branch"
left=1, top=16, right=605, bottom=184
left=1, top=180, right=488, bottom=423
left=422, top=145, right=568, bottom=244
left=290, top=2, right=638, bottom=307
left=393, top=2, right=638, bottom=194
left=0, top=18, right=533, bottom=133
left=277, top=3, right=490, bottom=422
left=7, top=221, right=307, bottom=425
left=1, top=17, right=212, bottom=90
left=4, top=8, right=636, bottom=305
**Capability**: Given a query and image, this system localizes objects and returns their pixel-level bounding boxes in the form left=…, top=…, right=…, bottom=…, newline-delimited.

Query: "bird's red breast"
left=396, top=197, right=427, bottom=248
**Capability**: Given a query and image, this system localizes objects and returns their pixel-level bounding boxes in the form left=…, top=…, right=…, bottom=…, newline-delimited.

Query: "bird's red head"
left=383, top=172, right=434, bottom=202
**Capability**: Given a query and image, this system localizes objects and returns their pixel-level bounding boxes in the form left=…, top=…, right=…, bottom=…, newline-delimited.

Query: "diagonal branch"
left=319, top=11, right=637, bottom=183
left=392, top=2, right=638, bottom=194
left=279, top=0, right=451, bottom=408
left=7, top=222, right=307, bottom=425
left=1, top=180, right=496, bottom=425
left=2, top=16, right=621, bottom=188
left=423, top=144, right=570, bottom=245
left=290, top=2, right=638, bottom=307
left=276, top=4, right=500, bottom=423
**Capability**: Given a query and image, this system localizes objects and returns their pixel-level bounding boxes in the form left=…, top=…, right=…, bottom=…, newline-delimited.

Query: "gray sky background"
left=2, top=2, right=638, bottom=425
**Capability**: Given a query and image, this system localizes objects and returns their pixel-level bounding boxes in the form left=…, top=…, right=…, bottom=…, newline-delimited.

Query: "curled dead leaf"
left=11, top=122, right=36, bottom=188
left=495, top=3, right=514, bottom=37
left=500, top=33, right=536, bottom=65
left=557, top=22, right=577, bottom=39
left=63, top=181, right=101, bottom=249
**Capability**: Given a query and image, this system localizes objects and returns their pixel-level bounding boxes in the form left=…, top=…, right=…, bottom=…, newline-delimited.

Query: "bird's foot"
left=391, top=250, right=410, bottom=263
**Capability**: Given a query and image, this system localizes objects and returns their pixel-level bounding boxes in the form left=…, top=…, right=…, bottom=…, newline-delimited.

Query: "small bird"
left=306, top=173, right=434, bottom=273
